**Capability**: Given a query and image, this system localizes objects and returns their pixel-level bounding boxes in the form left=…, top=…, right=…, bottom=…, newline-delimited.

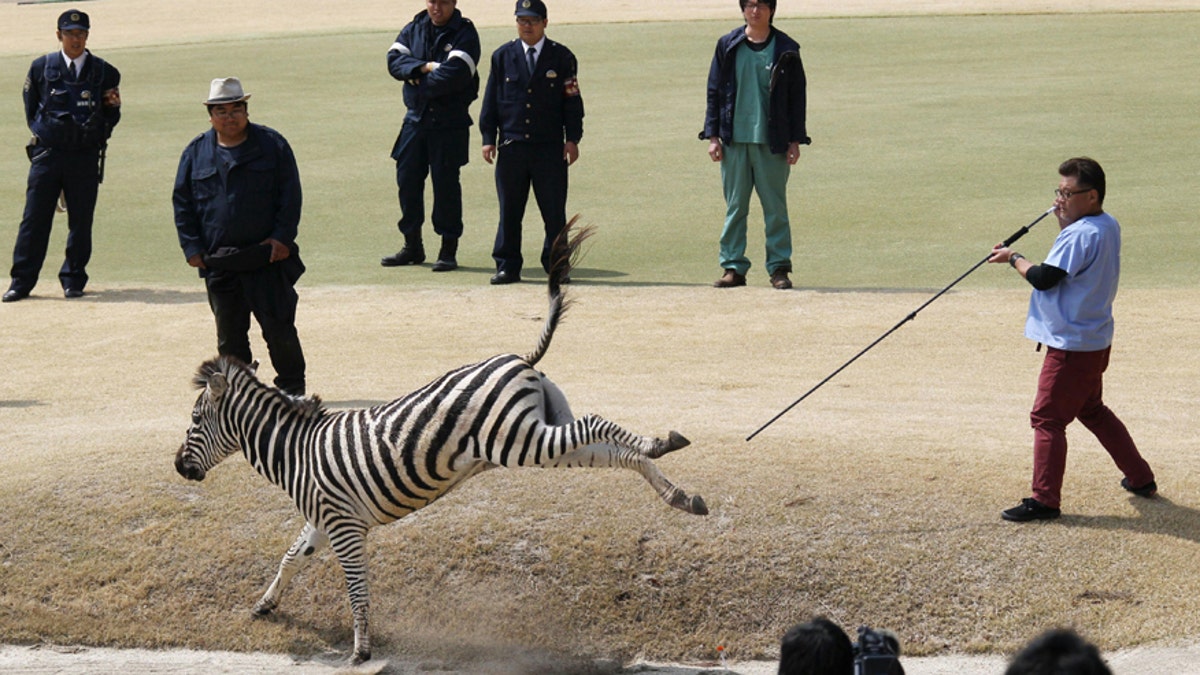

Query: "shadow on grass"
left=0, top=400, right=43, bottom=409
left=80, top=288, right=207, bottom=305
left=1062, top=496, right=1200, bottom=545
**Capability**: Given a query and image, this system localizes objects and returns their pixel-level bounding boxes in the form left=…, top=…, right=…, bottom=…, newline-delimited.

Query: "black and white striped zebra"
left=174, top=221, right=707, bottom=665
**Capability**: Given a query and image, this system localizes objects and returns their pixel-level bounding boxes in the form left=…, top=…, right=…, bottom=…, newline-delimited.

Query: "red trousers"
left=1030, top=346, right=1154, bottom=509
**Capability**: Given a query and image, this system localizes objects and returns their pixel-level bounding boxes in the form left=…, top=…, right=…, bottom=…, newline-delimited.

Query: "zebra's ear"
left=207, top=372, right=229, bottom=403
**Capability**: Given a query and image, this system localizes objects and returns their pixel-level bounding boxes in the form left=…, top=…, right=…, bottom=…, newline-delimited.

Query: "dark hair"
left=1058, top=156, right=1106, bottom=205
left=778, top=617, right=854, bottom=675
left=740, top=0, right=778, bottom=19
left=1005, top=629, right=1112, bottom=675
left=206, top=101, right=248, bottom=116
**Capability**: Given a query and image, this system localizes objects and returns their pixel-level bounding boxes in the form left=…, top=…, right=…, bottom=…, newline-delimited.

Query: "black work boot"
left=381, top=233, right=425, bottom=267
left=431, top=237, right=459, bottom=272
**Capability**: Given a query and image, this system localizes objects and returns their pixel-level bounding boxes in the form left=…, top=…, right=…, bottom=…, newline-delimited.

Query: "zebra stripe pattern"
left=174, top=219, right=706, bottom=665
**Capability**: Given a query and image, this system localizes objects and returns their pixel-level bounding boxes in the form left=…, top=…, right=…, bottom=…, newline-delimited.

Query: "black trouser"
left=205, top=264, right=306, bottom=396
left=491, top=141, right=568, bottom=275
left=393, top=122, right=468, bottom=240
left=9, top=146, right=100, bottom=293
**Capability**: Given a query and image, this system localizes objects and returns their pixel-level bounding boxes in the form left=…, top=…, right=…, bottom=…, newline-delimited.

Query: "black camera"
left=853, top=625, right=902, bottom=675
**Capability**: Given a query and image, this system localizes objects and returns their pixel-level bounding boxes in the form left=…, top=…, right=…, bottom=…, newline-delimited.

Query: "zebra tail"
left=525, top=215, right=595, bottom=367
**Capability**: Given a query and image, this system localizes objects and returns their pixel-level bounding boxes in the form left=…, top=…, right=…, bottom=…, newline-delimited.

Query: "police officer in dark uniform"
left=4, top=9, right=121, bottom=302
left=381, top=0, right=481, bottom=273
left=480, top=0, right=584, bottom=285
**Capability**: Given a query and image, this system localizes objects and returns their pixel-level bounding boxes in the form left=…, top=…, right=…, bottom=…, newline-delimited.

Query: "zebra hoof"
left=252, top=602, right=275, bottom=616
left=649, top=431, right=691, bottom=458
left=690, top=495, right=709, bottom=516
left=350, top=650, right=371, bottom=665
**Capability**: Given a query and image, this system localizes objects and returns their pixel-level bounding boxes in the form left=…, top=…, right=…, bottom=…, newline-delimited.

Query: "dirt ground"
left=3, top=284, right=1200, bottom=674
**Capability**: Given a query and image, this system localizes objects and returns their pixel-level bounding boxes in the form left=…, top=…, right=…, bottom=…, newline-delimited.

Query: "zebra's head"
left=175, top=357, right=257, bottom=482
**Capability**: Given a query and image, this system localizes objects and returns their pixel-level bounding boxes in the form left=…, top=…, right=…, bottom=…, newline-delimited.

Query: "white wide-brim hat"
left=204, top=77, right=251, bottom=105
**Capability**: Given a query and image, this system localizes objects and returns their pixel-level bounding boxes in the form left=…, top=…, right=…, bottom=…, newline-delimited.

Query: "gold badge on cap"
left=70, top=12, right=80, bottom=21
left=521, top=0, right=531, bottom=7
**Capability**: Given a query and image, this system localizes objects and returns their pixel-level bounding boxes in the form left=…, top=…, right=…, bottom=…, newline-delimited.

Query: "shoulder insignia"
left=564, top=77, right=580, bottom=97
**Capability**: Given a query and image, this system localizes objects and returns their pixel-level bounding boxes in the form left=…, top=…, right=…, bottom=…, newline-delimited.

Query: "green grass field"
left=1, top=12, right=1197, bottom=291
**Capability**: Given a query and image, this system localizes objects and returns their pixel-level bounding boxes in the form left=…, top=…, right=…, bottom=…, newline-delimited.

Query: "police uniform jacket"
left=387, top=9, right=480, bottom=129
left=25, top=50, right=121, bottom=150
left=479, top=38, right=584, bottom=147
left=701, top=26, right=811, bottom=155
left=172, top=123, right=303, bottom=279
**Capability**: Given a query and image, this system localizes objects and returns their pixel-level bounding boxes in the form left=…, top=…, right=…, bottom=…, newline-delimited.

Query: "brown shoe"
left=713, top=269, right=746, bottom=288
left=770, top=268, right=793, bottom=290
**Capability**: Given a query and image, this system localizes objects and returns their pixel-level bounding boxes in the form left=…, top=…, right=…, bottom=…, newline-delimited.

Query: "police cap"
left=515, top=0, right=547, bottom=19
left=58, top=9, right=90, bottom=31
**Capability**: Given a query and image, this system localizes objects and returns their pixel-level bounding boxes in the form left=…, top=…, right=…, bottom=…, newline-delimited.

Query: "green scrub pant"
left=718, top=141, right=793, bottom=276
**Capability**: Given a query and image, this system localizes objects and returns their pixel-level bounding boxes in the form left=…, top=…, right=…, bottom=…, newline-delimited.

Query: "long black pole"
left=746, top=206, right=1057, bottom=442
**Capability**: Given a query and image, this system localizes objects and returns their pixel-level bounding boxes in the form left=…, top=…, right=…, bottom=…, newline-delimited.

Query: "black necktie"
left=68, top=61, right=77, bottom=80
left=526, top=47, right=537, bottom=77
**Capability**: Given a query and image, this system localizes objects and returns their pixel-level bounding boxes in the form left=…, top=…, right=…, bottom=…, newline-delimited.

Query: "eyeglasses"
left=516, top=17, right=543, bottom=26
left=210, top=108, right=247, bottom=119
left=1054, top=187, right=1092, bottom=199
left=744, top=2, right=771, bottom=11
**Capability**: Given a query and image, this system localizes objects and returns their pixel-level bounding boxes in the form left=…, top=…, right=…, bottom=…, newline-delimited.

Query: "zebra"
left=174, top=220, right=707, bottom=665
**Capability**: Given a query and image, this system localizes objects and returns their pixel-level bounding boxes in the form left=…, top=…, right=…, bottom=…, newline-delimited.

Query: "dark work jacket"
left=25, top=50, right=121, bottom=150
left=387, top=9, right=480, bottom=129
left=172, top=123, right=303, bottom=279
left=701, top=26, right=811, bottom=155
left=479, top=38, right=585, bottom=147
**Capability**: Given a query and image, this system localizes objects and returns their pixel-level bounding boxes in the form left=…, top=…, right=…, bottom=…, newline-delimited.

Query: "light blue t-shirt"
left=1025, top=211, right=1121, bottom=351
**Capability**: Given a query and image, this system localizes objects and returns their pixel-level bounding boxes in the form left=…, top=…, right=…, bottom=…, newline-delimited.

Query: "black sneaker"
left=1121, top=478, right=1158, bottom=498
left=1002, top=498, right=1061, bottom=522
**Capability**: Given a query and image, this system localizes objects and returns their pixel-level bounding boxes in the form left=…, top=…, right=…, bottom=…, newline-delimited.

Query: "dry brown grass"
left=2, top=284, right=1199, bottom=666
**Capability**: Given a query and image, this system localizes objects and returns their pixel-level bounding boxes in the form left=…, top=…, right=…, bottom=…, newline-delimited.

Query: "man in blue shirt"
left=988, top=157, right=1155, bottom=521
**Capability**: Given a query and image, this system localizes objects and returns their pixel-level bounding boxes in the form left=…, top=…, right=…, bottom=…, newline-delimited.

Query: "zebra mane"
left=193, top=355, right=327, bottom=419
left=525, top=216, right=594, bottom=366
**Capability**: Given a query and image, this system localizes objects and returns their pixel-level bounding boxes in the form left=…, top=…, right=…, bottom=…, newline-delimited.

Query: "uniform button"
left=524, top=134, right=530, bottom=139
left=525, top=103, right=531, bottom=109
left=525, top=118, right=530, bottom=123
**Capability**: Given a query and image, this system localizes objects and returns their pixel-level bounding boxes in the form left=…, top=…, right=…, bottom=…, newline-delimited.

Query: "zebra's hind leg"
left=549, top=441, right=708, bottom=515
left=253, top=522, right=328, bottom=616
left=543, top=416, right=708, bottom=515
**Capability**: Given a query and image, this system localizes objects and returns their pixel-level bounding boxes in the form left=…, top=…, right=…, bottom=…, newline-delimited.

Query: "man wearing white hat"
left=172, top=77, right=308, bottom=396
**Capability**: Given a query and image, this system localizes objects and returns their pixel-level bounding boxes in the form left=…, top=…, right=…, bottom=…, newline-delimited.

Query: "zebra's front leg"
left=330, top=524, right=372, bottom=665
left=253, top=522, right=328, bottom=616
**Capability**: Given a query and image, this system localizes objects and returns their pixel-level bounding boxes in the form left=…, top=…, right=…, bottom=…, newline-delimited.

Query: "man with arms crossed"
left=382, top=0, right=480, bottom=273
